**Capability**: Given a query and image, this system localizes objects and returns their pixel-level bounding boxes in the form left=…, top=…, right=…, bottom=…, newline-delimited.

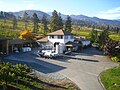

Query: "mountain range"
left=7, top=10, right=120, bottom=27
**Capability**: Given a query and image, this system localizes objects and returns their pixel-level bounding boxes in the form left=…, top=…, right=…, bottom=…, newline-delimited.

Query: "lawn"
left=109, top=34, right=120, bottom=41
left=72, top=30, right=91, bottom=37
left=100, top=66, right=120, bottom=90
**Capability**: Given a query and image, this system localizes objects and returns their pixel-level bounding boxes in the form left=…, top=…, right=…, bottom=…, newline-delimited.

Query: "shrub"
left=104, top=39, right=120, bottom=56
left=111, top=57, right=120, bottom=62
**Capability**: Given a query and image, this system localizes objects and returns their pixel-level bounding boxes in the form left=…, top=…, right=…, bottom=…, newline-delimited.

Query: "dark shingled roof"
left=0, top=37, right=9, bottom=41
left=47, top=29, right=75, bottom=36
left=9, top=39, right=32, bottom=45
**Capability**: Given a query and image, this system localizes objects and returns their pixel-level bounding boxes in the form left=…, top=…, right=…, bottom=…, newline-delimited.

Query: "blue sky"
left=0, top=0, right=120, bottom=19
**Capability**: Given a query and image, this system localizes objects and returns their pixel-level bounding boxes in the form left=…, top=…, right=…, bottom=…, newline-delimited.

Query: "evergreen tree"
left=65, top=15, right=72, bottom=32
left=50, top=10, right=59, bottom=32
left=22, top=12, right=29, bottom=30
left=41, top=15, right=48, bottom=35
left=58, top=13, right=63, bottom=30
left=99, top=25, right=109, bottom=45
left=12, top=15, right=17, bottom=29
left=116, top=27, right=120, bottom=34
left=89, top=27, right=98, bottom=43
left=33, top=13, right=39, bottom=33
left=0, top=11, right=4, bottom=19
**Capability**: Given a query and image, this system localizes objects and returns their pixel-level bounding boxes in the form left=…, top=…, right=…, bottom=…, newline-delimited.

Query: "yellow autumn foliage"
left=19, top=30, right=34, bottom=40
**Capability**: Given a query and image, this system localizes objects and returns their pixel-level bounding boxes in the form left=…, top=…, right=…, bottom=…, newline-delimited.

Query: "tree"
left=22, top=12, right=29, bottom=30
left=89, top=27, right=98, bottom=43
left=33, top=13, right=39, bottom=33
left=57, top=13, right=63, bottom=30
left=41, top=15, right=48, bottom=35
left=65, top=15, right=72, bottom=32
left=99, top=25, right=109, bottom=45
left=0, top=11, right=4, bottom=19
left=50, top=10, right=59, bottom=32
left=116, top=27, right=120, bottom=34
left=12, top=15, right=17, bottom=29
left=19, top=30, right=34, bottom=40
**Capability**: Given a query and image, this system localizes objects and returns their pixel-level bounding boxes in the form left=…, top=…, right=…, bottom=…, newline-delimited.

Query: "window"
left=50, top=35, right=54, bottom=39
left=65, top=36, right=68, bottom=39
left=58, top=35, right=63, bottom=39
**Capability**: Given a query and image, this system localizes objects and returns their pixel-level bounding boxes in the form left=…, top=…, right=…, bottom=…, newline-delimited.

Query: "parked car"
left=37, top=50, right=58, bottom=59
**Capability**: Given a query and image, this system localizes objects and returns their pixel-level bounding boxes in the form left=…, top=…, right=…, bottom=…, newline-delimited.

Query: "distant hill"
left=11, top=10, right=50, bottom=19
left=1, top=10, right=120, bottom=28
left=48, top=12, right=120, bottom=27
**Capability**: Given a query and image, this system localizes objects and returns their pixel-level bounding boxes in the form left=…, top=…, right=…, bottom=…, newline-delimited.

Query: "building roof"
left=47, top=29, right=75, bottom=36
left=9, top=39, right=32, bottom=45
left=0, top=37, right=9, bottom=41
left=65, top=41, right=80, bottom=47
left=37, top=37, right=48, bottom=42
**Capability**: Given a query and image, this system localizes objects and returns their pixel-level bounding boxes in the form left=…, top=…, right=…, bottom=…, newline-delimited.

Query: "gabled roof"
left=47, top=29, right=75, bottom=36
left=37, top=37, right=48, bottom=42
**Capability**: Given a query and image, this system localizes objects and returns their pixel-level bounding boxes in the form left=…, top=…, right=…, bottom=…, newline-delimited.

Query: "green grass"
left=100, top=66, right=120, bottom=90
left=72, top=28, right=120, bottom=41
left=72, top=30, right=91, bottom=37
left=109, top=34, right=120, bottom=41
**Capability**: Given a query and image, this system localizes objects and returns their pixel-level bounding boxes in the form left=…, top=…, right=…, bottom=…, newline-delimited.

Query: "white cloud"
left=96, top=7, right=120, bottom=20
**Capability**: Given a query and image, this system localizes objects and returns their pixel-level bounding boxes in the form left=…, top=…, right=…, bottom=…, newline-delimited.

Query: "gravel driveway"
left=5, top=47, right=118, bottom=90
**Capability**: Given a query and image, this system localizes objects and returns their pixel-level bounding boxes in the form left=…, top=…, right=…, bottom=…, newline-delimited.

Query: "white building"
left=47, top=29, right=74, bottom=45
left=37, top=30, right=75, bottom=53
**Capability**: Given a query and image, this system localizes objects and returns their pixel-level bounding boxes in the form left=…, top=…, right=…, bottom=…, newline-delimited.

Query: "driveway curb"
left=98, top=65, right=119, bottom=90
left=98, top=71, right=106, bottom=90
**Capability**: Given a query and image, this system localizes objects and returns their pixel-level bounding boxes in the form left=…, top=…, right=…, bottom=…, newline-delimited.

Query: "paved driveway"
left=5, top=47, right=118, bottom=90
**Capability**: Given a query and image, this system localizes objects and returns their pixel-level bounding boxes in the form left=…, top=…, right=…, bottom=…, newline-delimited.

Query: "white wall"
left=48, top=36, right=64, bottom=44
left=48, top=35, right=74, bottom=44
left=64, top=36, right=74, bottom=43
